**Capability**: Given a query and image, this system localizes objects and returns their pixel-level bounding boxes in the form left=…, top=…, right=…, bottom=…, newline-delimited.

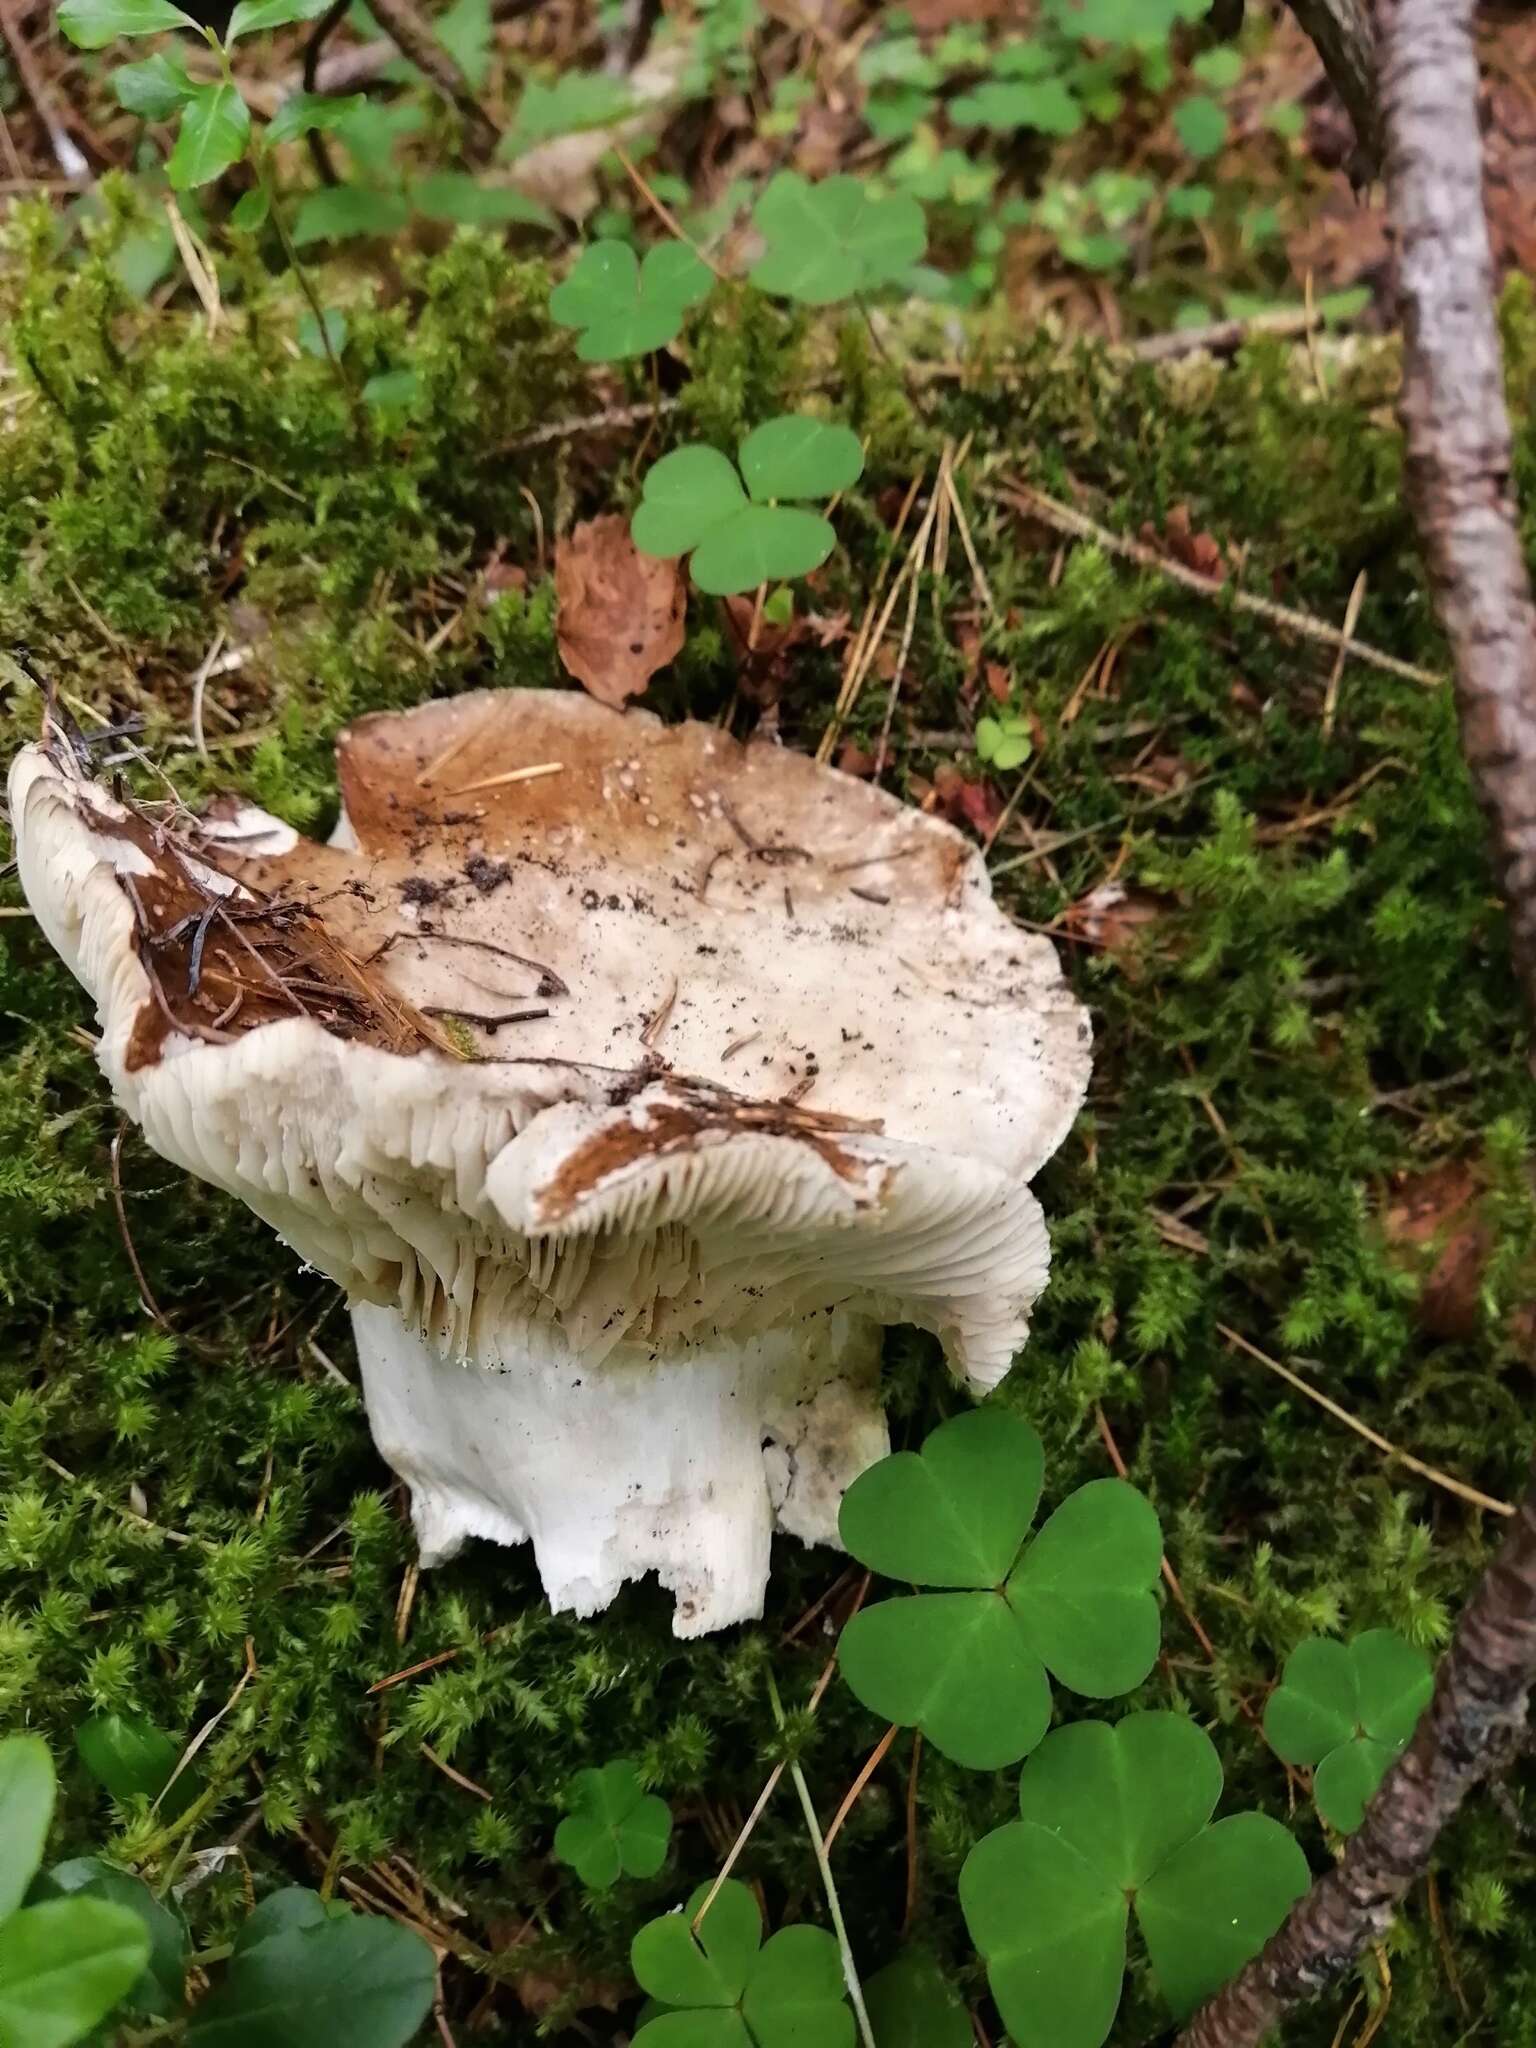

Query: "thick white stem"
left=351, top=1303, right=887, bottom=1637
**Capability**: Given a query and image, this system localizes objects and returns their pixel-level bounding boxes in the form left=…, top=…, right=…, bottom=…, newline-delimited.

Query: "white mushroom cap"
left=10, top=692, right=1090, bottom=1632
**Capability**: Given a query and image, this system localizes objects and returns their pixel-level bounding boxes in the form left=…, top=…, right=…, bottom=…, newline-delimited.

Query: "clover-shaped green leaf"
left=1263, top=1630, right=1433, bottom=1833
left=961, top=1714, right=1309, bottom=2048
left=864, top=1951, right=970, bottom=2048
left=632, top=417, right=864, bottom=597
left=749, top=172, right=926, bottom=304
left=554, top=1760, right=672, bottom=1890
left=837, top=1411, right=1161, bottom=1767
left=550, top=241, right=712, bottom=362
left=976, top=714, right=1032, bottom=771
left=632, top=1880, right=851, bottom=2048
left=950, top=80, right=1082, bottom=136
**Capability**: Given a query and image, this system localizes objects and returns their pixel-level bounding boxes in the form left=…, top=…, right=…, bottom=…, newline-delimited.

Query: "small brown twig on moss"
left=1181, top=3, right=1536, bottom=2037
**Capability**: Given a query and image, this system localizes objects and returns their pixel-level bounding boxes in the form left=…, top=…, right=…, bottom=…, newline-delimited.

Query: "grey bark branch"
left=1181, top=4, right=1536, bottom=2036
left=1286, top=0, right=1382, bottom=177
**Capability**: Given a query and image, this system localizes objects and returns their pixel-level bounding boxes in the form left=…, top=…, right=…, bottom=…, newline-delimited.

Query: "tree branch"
left=1286, top=0, right=1382, bottom=178
left=360, top=0, right=499, bottom=160
left=1181, top=3, right=1536, bottom=2033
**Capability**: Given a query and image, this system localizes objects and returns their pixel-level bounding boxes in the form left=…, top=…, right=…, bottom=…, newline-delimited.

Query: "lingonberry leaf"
left=0, top=1898, right=150, bottom=2048
left=632, top=419, right=863, bottom=596
left=554, top=1759, right=672, bottom=1889
left=549, top=241, right=712, bottom=361
left=42, top=1859, right=187, bottom=2017
left=837, top=1413, right=1160, bottom=1764
left=1263, top=1630, right=1432, bottom=1832
left=961, top=1713, right=1309, bottom=2048
left=0, top=1736, right=54, bottom=1921
left=749, top=173, right=926, bottom=304
left=184, top=1907, right=435, bottom=2047
left=76, top=1713, right=197, bottom=1820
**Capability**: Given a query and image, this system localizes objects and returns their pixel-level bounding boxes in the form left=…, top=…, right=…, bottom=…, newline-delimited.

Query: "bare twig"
left=359, top=0, right=499, bottom=158
left=990, top=481, right=1443, bottom=689
left=1287, top=0, right=1383, bottom=179
left=0, top=6, right=89, bottom=179
left=1181, top=4, right=1536, bottom=2038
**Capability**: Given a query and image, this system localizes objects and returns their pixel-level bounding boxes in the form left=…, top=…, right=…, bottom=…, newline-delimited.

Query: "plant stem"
left=259, top=159, right=368, bottom=445
left=765, top=1670, right=876, bottom=2048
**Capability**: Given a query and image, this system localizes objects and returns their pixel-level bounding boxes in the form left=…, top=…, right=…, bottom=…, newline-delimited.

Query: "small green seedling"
left=632, top=416, right=864, bottom=597
left=1263, top=1629, right=1433, bottom=1833
left=836, top=1410, right=1162, bottom=1768
left=631, top=1878, right=850, bottom=2047
left=949, top=79, right=1082, bottom=136
left=975, top=714, right=1033, bottom=773
left=554, top=1759, right=672, bottom=1890
left=0, top=1735, right=151, bottom=2048
left=549, top=241, right=713, bottom=362
left=749, top=172, right=926, bottom=304
left=961, top=1713, right=1310, bottom=2048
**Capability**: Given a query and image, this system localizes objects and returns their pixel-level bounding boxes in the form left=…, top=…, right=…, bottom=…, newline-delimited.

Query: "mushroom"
left=10, top=692, right=1091, bottom=1636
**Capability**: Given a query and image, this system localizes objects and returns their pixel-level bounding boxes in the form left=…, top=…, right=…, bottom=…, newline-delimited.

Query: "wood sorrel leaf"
left=1136, top=1812, right=1309, bottom=2016
left=960, top=1821, right=1127, bottom=2048
left=554, top=1759, right=672, bottom=1889
left=1005, top=1477, right=1162, bottom=1696
left=738, top=418, right=864, bottom=502
left=749, top=173, right=925, bottom=303
left=837, top=1590, right=1050, bottom=1769
left=838, top=1410, right=1044, bottom=1588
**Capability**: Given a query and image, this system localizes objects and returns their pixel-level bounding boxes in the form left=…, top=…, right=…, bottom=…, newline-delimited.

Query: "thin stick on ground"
left=989, top=480, right=1442, bottom=689
left=766, top=1670, right=876, bottom=2048
left=1218, top=1323, right=1514, bottom=1518
left=361, top=0, right=499, bottom=158
left=1181, top=3, right=1536, bottom=2039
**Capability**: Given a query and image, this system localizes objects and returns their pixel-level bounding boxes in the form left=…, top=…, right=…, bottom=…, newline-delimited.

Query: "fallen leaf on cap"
left=555, top=513, right=686, bottom=708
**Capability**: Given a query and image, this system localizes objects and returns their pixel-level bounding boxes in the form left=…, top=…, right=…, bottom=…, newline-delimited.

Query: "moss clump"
left=3, top=200, right=1535, bottom=2044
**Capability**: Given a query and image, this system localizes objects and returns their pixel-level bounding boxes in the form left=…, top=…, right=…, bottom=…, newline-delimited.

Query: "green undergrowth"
left=4, top=192, right=1536, bottom=2042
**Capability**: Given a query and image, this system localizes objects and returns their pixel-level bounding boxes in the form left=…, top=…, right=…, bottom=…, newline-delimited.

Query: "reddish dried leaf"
left=555, top=514, right=686, bottom=709
left=1380, top=1160, right=1492, bottom=1343
left=1065, top=883, right=1166, bottom=976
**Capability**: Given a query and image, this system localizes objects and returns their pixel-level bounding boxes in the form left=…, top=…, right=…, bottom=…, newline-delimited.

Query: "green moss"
left=2, top=205, right=1535, bottom=2043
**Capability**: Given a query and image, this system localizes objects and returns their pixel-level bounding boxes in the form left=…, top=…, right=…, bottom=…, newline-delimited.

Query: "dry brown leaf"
left=555, top=514, right=686, bottom=709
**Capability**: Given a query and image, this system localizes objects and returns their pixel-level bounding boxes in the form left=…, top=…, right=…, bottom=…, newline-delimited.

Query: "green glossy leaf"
left=550, top=240, right=712, bottom=361
left=959, top=1822, right=1127, bottom=2048
left=168, top=83, right=252, bottom=191
left=292, top=185, right=409, bottom=246
left=838, top=1409, right=1044, bottom=1588
left=233, top=1888, right=330, bottom=1958
left=950, top=80, right=1081, bottom=134
left=1136, top=1813, right=1309, bottom=2017
left=1173, top=95, right=1229, bottom=159
left=75, top=1715, right=194, bottom=1820
left=42, top=1861, right=185, bottom=2017
left=411, top=173, right=554, bottom=229
left=0, top=1738, right=53, bottom=1921
left=0, top=1898, right=150, bottom=2048
left=1262, top=1638, right=1360, bottom=1764
left=1313, top=1737, right=1396, bottom=1834
left=57, top=0, right=194, bottom=47
left=227, top=0, right=334, bottom=39
left=631, top=447, right=748, bottom=558
left=1352, top=1629, right=1433, bottom=1748
left=749, top=172, right=925, bottom=304
left=689, top=507, right=835, bottom=596
left=113, top=52, right=196, bottom=120
left=837, top=1592, right=1049, bottom=1769
left=741, top=1925, right=851, bottom=2048
left=184, top=1911, right=434, bottom=2047
left=554, top=1760, right=672, bottom=1889
left=738, top=418, right=863, bottom=503
left=266, top=93, right=368, bottom=145
left=864, top=1952, right=970, bottom=2048
left=631, top=1882, right=760, bottom=2010
left=1016, top=1714, right=1221, bottom=1890
left=1006, top=1478, right=1162, bottom=1696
